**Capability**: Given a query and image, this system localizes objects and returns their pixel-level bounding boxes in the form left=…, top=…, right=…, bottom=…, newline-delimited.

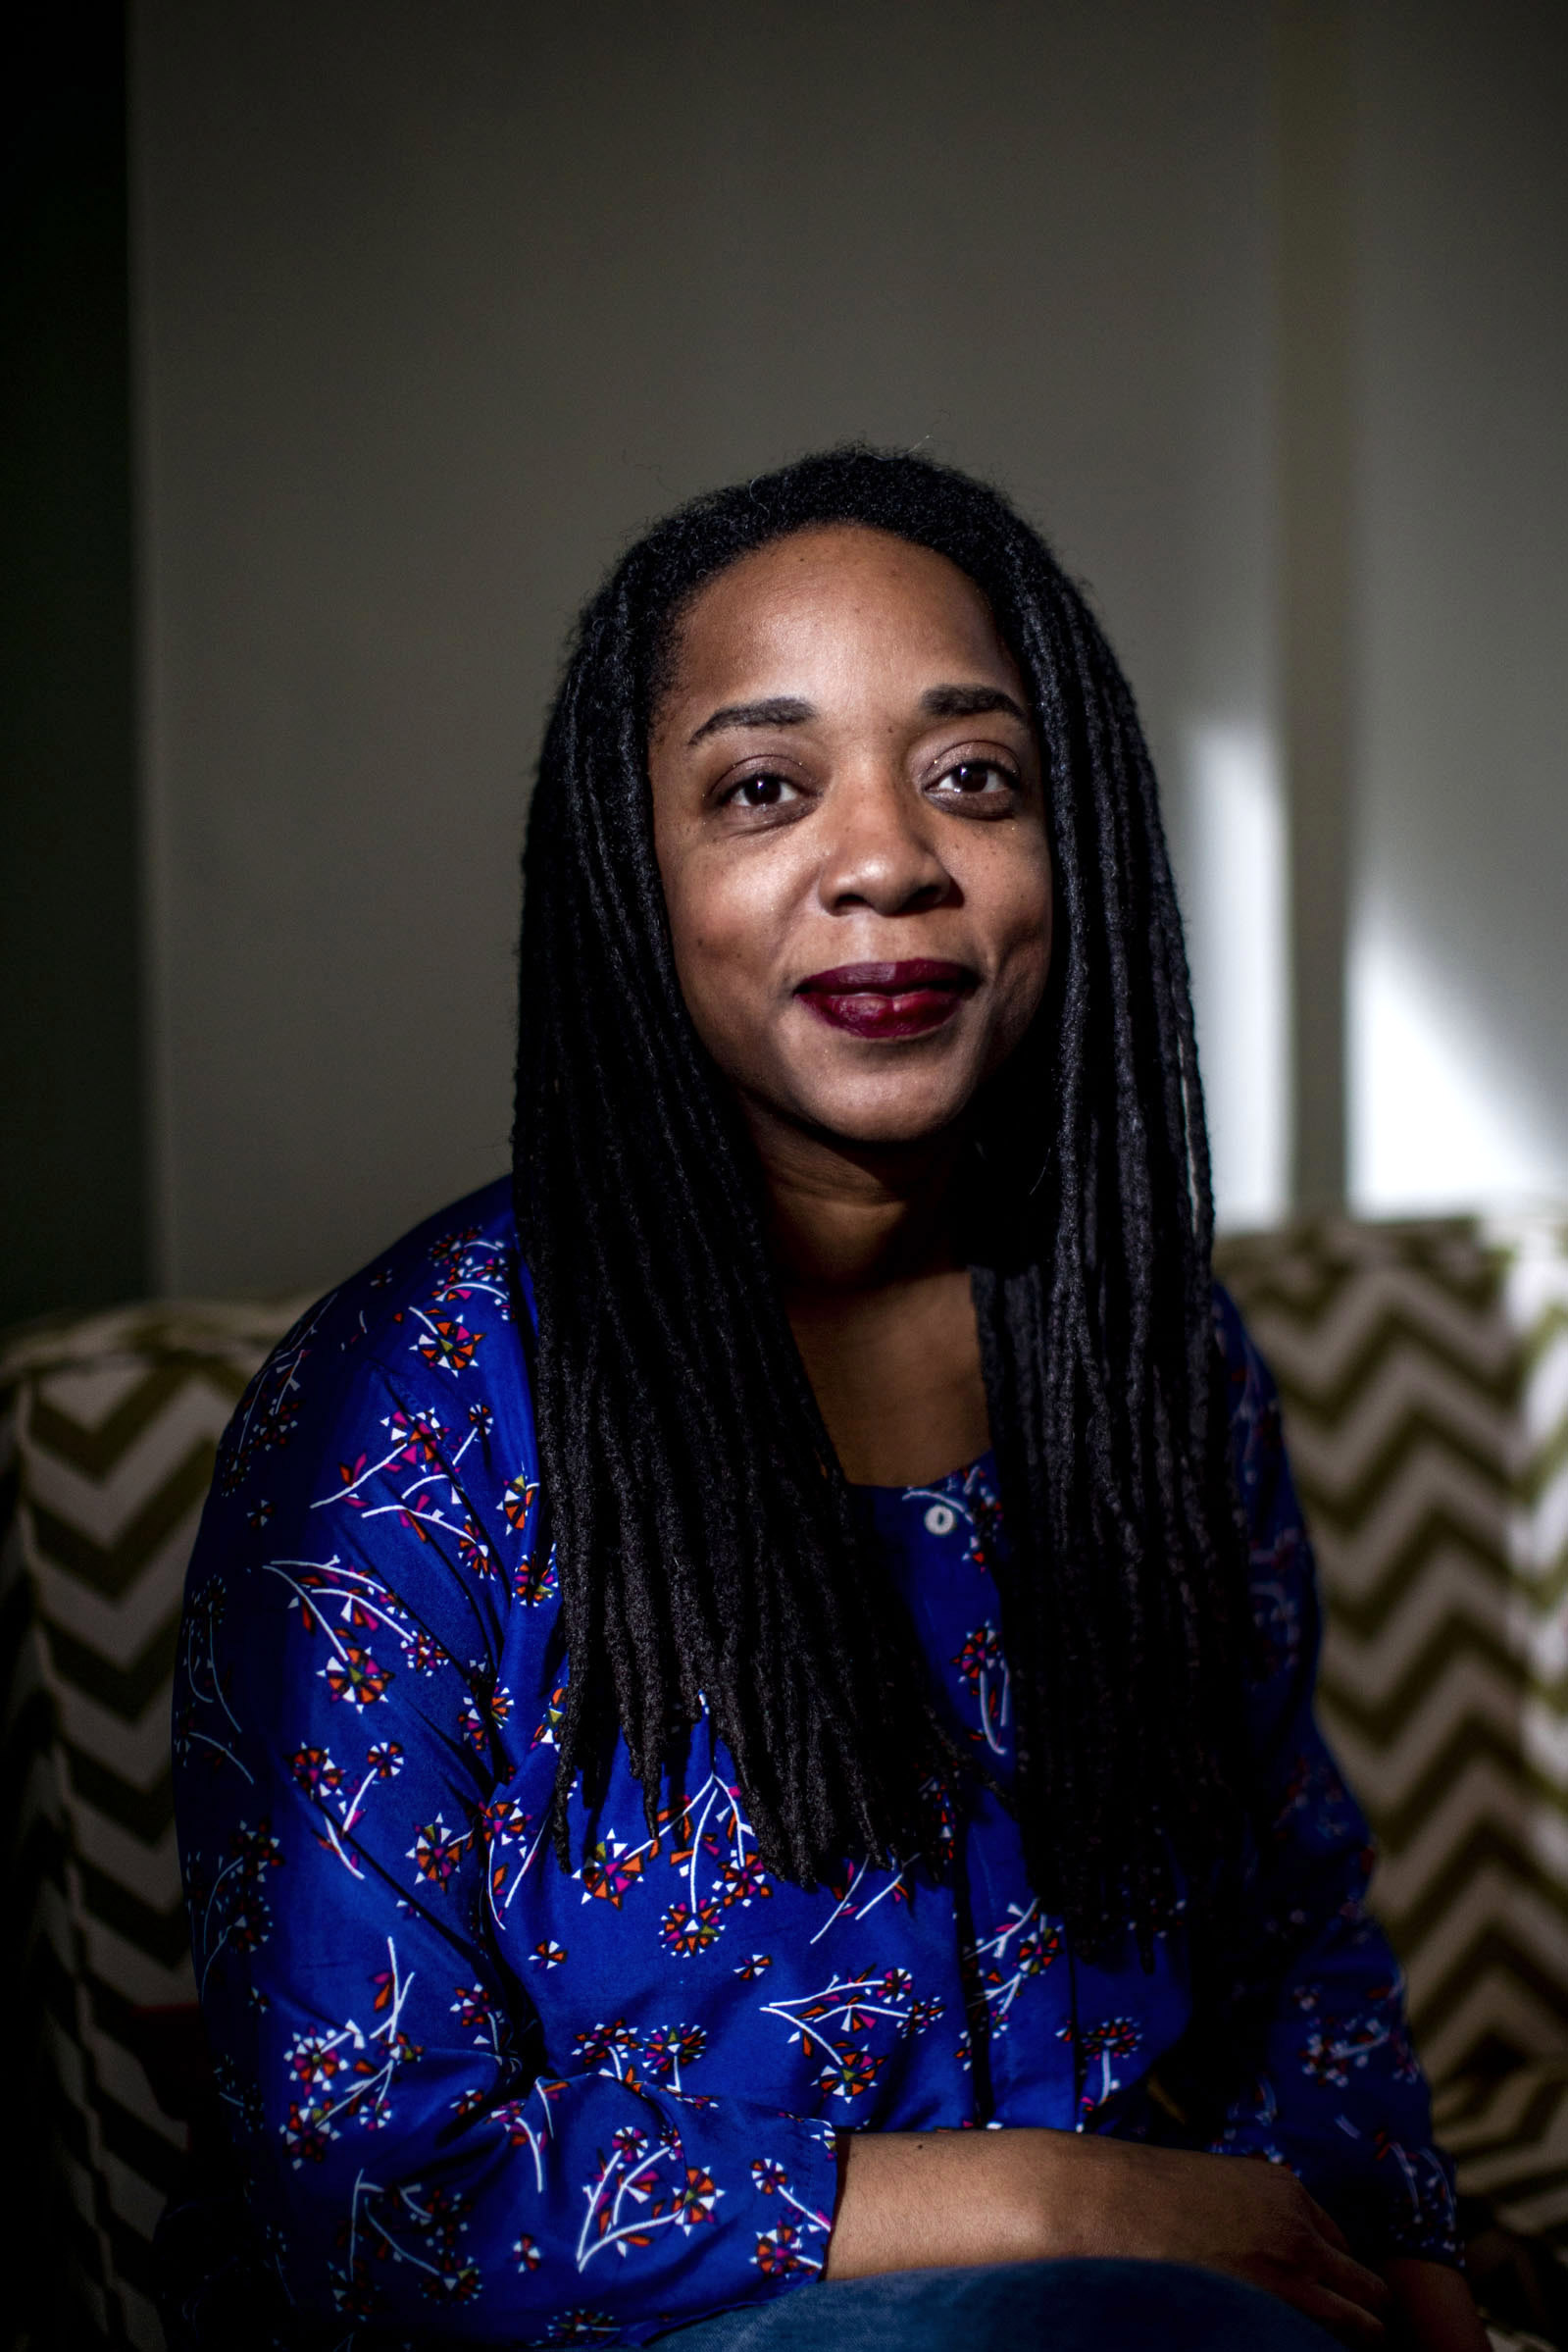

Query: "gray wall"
left=128, top=0, right=1567, bottom=1302
left=1350, top=0, right=1568, bottom=1207
left=132, top=0, right=1275, bottom=1296
left=3, top=3, right=146, bottom=1327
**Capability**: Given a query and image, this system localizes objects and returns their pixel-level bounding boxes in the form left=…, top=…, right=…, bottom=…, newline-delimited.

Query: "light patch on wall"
left=1349, top=911, right=1564, bottom=1213
left=1178, top=721, right=1290, bottom=1230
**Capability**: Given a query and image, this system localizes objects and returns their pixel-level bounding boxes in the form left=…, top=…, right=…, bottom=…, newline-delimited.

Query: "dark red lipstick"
left=795, top=959, right=976, bottom=1040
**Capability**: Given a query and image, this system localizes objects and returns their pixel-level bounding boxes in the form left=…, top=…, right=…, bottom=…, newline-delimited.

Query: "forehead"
left=663, top=525, right=1017, bottom=690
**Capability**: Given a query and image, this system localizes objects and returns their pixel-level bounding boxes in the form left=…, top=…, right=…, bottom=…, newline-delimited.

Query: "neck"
left=739, top=1098, right=965, bottom=1296
left=738, top=1096, right=989, bottom=1486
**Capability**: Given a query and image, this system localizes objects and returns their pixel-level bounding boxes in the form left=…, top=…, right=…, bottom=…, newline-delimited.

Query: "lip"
left=795, top=959, right=977, bottom=1041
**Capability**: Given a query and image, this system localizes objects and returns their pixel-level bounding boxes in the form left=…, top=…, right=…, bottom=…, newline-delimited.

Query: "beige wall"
left=131, top=0, right=1566, bottom=1299
left=132, top=0, right=1277, bottom=1295
left=1350, top=0, right=1568, bottom=1209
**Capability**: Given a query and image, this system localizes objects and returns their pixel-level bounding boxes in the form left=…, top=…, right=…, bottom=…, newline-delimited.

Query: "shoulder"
left=193, top=1176, right=541, bottom=1618
left=1211, top=1280, right=1291, bottom=1521
left=1212, top=1281, right=1319, bottom=1695
left=1213, top=1289, right=1326, bottom=1730
left=216, top=1175, right=530, bottom=1478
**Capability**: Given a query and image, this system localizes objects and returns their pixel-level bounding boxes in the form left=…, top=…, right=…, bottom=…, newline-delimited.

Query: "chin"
left=794, top=1084, right=976, bottom=1153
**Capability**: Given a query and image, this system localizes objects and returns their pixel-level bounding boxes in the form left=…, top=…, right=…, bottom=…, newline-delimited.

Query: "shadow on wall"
left=132, top=0, right=1277, bottom=1299
left=7, top=0, right=1564, bottom=1320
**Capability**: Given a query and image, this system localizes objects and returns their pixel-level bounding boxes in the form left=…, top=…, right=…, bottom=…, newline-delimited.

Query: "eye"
left=932, top=759, right=1017, bottom=801
left=724, top=771, right=802, bottom=811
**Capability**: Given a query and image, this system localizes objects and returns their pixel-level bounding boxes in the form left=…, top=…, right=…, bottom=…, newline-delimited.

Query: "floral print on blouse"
left=170, top=1177, right=1459, bottom=2347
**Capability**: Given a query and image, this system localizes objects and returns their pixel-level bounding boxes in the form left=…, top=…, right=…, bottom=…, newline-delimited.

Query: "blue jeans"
left=662, top=2261, right=1339, bottom=2349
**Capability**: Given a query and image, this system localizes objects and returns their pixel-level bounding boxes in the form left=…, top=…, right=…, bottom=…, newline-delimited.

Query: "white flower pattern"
left=170, top=1178, right=1461, bottom=2346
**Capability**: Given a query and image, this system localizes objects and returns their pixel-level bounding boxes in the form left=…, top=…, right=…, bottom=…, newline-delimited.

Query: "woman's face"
left=648, top=524, right=1052, bottom=1154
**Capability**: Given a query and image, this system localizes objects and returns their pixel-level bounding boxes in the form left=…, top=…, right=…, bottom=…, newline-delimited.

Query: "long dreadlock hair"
left=513, top=446, right=1249, bottom=1957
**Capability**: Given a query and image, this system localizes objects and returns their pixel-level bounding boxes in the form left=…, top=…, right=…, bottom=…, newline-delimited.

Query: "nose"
left=815, top=760, right=955, bottom=918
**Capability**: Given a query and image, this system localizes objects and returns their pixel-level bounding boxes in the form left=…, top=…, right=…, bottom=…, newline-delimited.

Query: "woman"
left=169, top=451, right=1486, bottom=2351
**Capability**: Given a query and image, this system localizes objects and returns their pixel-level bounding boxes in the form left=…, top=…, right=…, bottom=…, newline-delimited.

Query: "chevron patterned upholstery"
left=3, top=1219, right=1566, bottom=2348
left=2, top=1298, right=309, bottom=2352
left=1214, top=1214, right=1568, bottom=2289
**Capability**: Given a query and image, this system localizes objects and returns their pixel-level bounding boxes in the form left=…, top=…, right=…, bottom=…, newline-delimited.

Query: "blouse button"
left=923, top=1502, right=957, bottom=1537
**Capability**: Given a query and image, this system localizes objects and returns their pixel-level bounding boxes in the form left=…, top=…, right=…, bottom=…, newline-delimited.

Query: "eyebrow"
left=919, top=684, right=1031, bottom=725
left=686, top=682, right=1029, bottom=747
left=687, top=695, right=815, bottom=745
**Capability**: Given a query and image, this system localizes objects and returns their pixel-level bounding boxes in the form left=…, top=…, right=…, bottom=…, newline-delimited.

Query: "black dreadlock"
left=513, top=446, right=1248, bottom=1957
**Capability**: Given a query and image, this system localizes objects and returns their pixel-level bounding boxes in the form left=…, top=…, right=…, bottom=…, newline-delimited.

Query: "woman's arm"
left=827, top=2130, right=1391, bottom=2344
left=1176, top=1299, right=1467, bottom=2267
left=819, top=1304, right=1484, bottom=2348
left=175, top=1265, right=839, bottom=2341
left=1124, top=1297, right=1486, bottom=2348
left=829, top=2139, right=1497, bottom=2347
left=1383, top=2260, right=1492, bottom=2352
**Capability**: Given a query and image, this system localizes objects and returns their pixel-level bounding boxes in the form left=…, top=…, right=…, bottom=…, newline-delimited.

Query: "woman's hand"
left=826, top=2129, right=1391, bottom=2345
left=1382, top=2258, right=1491, bottom=2351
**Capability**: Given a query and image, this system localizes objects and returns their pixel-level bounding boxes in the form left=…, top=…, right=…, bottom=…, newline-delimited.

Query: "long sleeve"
left=172, top=1197, right=837, bottom=2346
left=1190, top=1293, right=1462, bottom=2265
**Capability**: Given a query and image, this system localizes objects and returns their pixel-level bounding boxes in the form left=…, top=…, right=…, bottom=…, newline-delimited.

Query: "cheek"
left=981, top=836, right=1053, bottom=970
left=979, top=844, right=1053, bottom=1045
left=662, top=851, right=788, bottom=1064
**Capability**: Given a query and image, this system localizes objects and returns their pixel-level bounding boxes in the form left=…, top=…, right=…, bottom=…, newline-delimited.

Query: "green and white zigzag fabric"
left=4, top=1217, right=1568, bottom=2344
left=2, top=1299, right=307, bottom=2352
left=1216, top=1212, right=1568, bottom=2257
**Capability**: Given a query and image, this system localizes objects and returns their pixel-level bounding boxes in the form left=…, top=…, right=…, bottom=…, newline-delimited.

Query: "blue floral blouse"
left=171, top=1178, right=1459, bottom=2347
